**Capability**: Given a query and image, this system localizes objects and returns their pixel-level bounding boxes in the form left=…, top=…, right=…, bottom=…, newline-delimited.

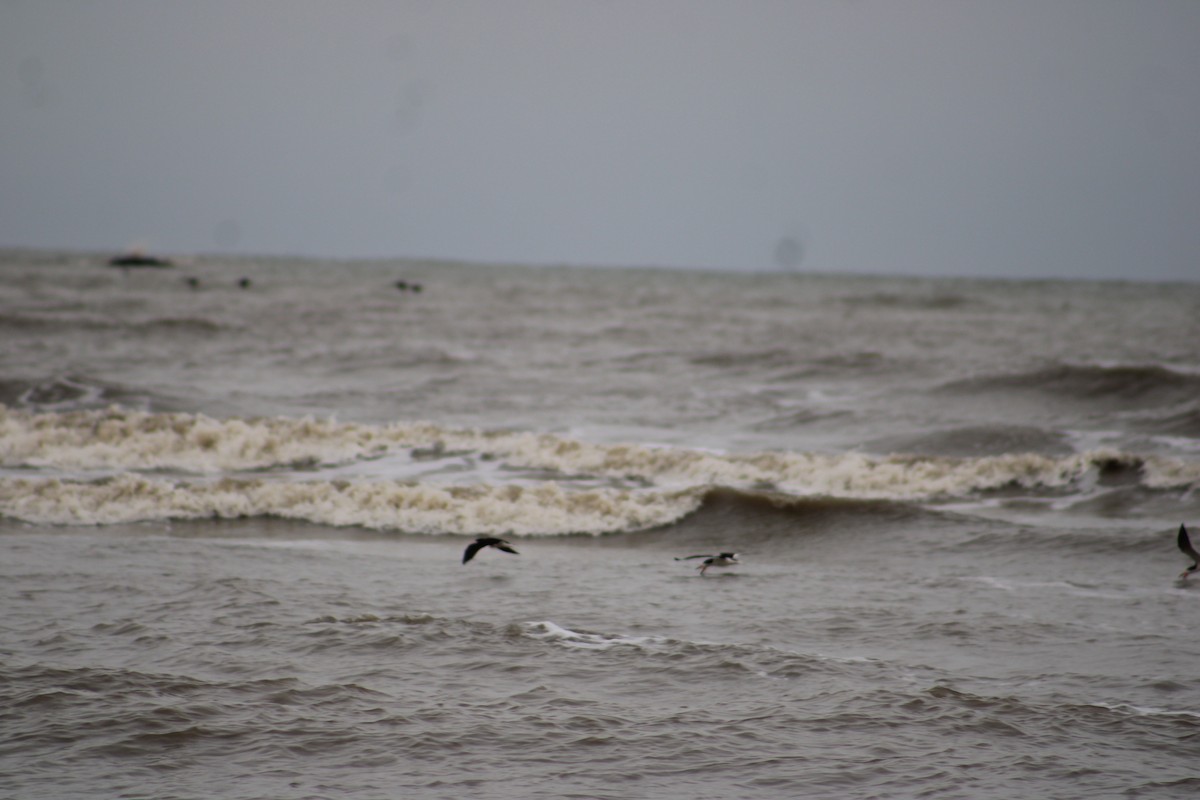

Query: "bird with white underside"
left=675, top=552, right=740, bottom=576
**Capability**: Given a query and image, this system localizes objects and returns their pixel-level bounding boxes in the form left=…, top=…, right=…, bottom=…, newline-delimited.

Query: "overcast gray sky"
left=2, top=1, right=1198, bottom=280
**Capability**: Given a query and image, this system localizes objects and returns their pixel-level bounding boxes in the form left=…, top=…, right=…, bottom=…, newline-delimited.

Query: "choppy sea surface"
left=2, top=249, right=1199, bottom=799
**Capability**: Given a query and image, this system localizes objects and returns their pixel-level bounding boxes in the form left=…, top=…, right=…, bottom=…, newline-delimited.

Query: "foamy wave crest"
left=4, top=407, right=1198, bottom=499
left=520, top=621, right=669, bottom=651
left=0, top=407, right=450, bottom=472
left=0, top=474, right=701, bottom=534
left=518, top=621, right=888, bottom=681
left=493, top=436, right=1200, bottom=498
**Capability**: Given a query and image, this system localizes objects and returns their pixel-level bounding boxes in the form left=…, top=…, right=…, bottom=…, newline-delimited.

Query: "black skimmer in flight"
left=462, top=536, right=519, bottom=565
left=1177, top=524, right=1198, bottom=580
left=675, top=552, right=739, bottom=576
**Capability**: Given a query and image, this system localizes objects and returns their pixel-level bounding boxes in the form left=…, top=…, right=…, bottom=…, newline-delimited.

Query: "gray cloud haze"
left=2, top=1, right=1198, bottom=280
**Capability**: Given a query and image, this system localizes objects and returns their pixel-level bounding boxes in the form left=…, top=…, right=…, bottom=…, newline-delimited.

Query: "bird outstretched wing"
left=462, top=540, right=487, bottom=564
left=462, top=537, right=520, bottom=564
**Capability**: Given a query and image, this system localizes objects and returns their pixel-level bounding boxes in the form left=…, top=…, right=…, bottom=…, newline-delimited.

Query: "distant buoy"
left=773, top=236, right=804, bottom=271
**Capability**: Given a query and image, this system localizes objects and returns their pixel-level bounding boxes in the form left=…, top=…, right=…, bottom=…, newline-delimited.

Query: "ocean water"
left=2, top=249, right=1199, bottom=799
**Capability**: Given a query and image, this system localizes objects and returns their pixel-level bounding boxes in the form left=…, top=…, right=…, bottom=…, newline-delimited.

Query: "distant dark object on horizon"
left=394, top=279, right=423, bottom=293
left=238, top=277, right=252, bottom=289
left=184, top=276, right=200, bottom=289
left=108, top=253, right=173, bottom=268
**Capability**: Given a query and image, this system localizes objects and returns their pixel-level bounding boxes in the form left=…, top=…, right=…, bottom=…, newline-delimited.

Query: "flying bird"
left=675, top=552, right=740, bottom=576
left=1177, top=524, right=1198, bottom=580
left=462, top=536, right=519, bottom=565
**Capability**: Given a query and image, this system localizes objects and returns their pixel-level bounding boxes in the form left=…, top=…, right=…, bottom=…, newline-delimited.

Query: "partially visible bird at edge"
left=1177, top=524, right=1198, bottom=580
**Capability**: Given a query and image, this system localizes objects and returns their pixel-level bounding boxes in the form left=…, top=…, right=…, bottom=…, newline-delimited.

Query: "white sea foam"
left=0, top=407, right=435, bottom=472
left=1087, top=701, right=1200, bottom=720
left=521, top=621, right=666, bottom=651
left=0, top=473, right=702, bottom=534
left=492, top=436, right=1200, bottom=498
left=3, top=408, right=1198, bottom=506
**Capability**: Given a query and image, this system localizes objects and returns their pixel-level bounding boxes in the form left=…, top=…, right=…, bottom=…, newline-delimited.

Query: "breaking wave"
left=4, top=406, right=1198, bottom=491
left=2, top=407, right=1197, bottom=533
left=0, top=473, right=701, bottom=534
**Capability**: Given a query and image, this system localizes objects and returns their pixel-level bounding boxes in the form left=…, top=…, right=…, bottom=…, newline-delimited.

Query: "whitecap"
left=1086, top=701, right=1200, bottom=720
left=520, top=621, right=664, bottom=651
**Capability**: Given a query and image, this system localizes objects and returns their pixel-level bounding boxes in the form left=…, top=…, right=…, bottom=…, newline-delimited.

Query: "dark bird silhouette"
left=675, top=551, right=739, bottom=576
left=462, top=536, right=519, bottom=565
left=1178, top=524, right=1198, bottom=580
